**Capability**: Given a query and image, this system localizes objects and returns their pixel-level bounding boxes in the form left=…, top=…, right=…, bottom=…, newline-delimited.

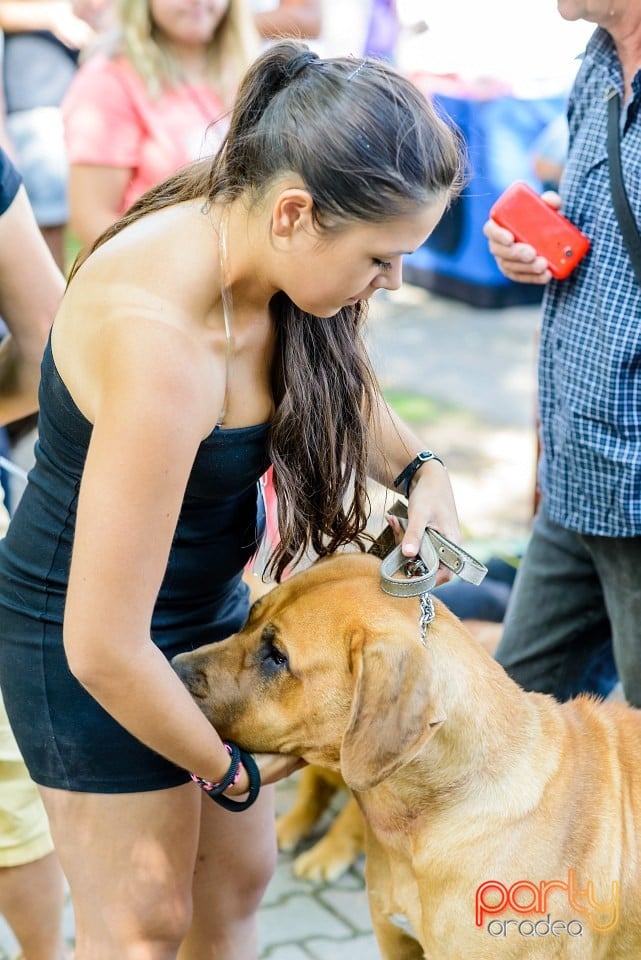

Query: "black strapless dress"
left=0, top=337, right=271, bottom=791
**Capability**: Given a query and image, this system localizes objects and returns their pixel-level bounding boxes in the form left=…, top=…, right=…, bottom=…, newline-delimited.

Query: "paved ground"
left=0, top=284, right=543, bottom=958
left=366, top=283, right=541, bottom=549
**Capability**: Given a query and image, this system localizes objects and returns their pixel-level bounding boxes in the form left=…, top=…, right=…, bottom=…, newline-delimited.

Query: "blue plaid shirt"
left=539, top=27, right=641, bottom=537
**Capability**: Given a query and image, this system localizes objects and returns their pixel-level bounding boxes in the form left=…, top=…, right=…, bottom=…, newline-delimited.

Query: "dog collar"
left=380, top=528, right=487, bottom=598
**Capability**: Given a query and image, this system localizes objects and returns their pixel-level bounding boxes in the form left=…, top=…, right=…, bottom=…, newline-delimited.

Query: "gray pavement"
left=367, top=284, right=541, bottom=549
left=0, top=284, right=543, bottom=958
left=369, top=283, right=541, bottom=431
left=259, top=774, right=376, bottom=959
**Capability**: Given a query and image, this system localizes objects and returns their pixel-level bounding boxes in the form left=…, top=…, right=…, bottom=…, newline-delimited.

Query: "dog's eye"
left=261, top=641, right=288, bottom=669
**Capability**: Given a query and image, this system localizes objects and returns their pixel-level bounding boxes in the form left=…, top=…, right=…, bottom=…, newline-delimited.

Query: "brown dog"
left=173, top=554, right=641, bottom=959
left=274, top=612, right=502, bottom=882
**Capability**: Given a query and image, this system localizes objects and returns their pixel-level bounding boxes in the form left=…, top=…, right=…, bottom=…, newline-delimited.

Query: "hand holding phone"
left=489, top=181, right=590, bottom=279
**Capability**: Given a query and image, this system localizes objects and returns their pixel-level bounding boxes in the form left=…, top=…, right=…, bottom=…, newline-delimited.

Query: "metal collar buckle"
left=380, top=533, right=440, bottom=598
left=379, top=523, right=488, bottom=644
left=379, top=528, right=487, bottom=598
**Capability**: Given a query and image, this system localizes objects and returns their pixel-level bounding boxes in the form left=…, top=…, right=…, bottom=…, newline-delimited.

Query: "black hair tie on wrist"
left=212, top=750, right=261, bottom=812
left=190, top=743, right=261, bottom=813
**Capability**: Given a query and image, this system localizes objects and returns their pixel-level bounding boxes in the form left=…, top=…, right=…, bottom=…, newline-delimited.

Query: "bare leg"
left=0, top=693, right=68, bottom=960
left=40, top=783, right=201, bottom=960
left=0, top=851, right=67, bottom=960
left=179, top=785, right=278, bottom=960
left=40, top=780, right=277, bottom=960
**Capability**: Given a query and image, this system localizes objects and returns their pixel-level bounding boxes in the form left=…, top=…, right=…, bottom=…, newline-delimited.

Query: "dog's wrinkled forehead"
left=261, top=622, right=279, bottom=643
left=249, top=609, right=289, bottom=656
left=248, top=593, right=279, bottom=624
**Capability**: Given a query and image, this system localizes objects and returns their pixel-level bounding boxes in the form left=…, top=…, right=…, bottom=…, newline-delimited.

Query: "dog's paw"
left=292, top=833, right=361, bottom=882
left=276, top=811, right=316, bottom=851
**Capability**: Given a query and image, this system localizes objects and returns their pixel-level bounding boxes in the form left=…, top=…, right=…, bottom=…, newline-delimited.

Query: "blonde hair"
left=114, top=0, right=260, bottom=105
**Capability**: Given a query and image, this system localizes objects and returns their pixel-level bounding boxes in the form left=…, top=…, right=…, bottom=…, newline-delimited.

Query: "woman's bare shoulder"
left=54, top=203, right=225, bottom=433
left=68, top=200, right=220, bottom=314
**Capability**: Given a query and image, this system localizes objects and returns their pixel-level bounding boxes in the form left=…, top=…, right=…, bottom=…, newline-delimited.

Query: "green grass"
left=383, top=389, right=459, bottom=426
left=64, top=229, right=83, bottom=277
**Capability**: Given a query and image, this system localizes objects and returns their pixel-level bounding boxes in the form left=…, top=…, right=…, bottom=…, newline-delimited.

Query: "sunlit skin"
left=150, top=0, right=230, bottom=51
left=6, top=26, right=467, bottom=954
left=52, top=179, right=461, bottom=804
left=556, top=0, right=628, bottom=27
left=224, top=184, right=450, bottom=320
left=282, top=199, right=450, bottom=318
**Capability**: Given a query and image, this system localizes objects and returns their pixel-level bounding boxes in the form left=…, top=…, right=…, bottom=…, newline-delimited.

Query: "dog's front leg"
left=276, top=765, right=339, bottom=852
left=365, top=831, right=425, bottom=960
left=292, top=792, right=365, bottom=882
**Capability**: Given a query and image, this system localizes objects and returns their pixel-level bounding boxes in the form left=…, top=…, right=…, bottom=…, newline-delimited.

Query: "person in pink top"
left=63, top=0, right=259, bottom=249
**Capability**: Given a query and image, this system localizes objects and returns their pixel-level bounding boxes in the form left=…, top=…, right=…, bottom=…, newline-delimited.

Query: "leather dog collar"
left=380, top=527, right=487, bottom=598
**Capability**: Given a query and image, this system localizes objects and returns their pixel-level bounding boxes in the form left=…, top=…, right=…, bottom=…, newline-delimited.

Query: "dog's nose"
left=171, top=652, right=206, bottom=696
left=171, top=650, right=188, bottom=675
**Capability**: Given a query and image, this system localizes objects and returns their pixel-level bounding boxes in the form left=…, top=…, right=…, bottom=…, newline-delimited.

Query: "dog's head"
left=172, top=553, right=448, bottom=792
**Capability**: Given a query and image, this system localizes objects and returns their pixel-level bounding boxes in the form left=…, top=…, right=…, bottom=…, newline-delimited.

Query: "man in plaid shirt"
left=484, top=0, right=641, bottom=707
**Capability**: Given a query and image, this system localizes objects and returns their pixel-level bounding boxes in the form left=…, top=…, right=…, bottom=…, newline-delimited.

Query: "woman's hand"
left=482, top=191, right=562, bottom=285
left=226, top=753, right=306, bottom=795
left=388, top=459, right=460, bottom=586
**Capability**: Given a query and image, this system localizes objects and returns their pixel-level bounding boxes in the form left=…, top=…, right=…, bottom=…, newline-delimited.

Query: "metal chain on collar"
left=404, top=556, right=435, bottom=646
left=418, top=592, right=435, bottom=646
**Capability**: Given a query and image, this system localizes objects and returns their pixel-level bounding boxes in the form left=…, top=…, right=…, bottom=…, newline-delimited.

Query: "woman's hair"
left=72, top=41, right=465, bottom=580
left=112, top=0, right=259, bottom=103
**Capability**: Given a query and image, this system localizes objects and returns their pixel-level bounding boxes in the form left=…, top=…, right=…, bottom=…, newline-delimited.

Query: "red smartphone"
left=490, top=180, right=590, bottom=279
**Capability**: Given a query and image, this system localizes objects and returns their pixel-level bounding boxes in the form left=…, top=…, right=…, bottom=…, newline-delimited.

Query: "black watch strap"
left=393, top=451, right=444, bottom=499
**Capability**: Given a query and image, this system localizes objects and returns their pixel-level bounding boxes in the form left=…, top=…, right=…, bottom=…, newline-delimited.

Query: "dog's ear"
left=340, top=630, right=445, bottom=792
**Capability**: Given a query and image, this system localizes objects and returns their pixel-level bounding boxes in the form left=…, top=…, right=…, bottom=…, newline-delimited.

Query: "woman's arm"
left=0, top=185, right=64, bottom=425
left=61, top=316, right=247, bottom=786
left=0, top=1, right=93, bottom=48
left=63, top=57, right=141, bottom=248
left=253, top=0, right=322, bottom=40
left=368, top=391, right=460, bottom=557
